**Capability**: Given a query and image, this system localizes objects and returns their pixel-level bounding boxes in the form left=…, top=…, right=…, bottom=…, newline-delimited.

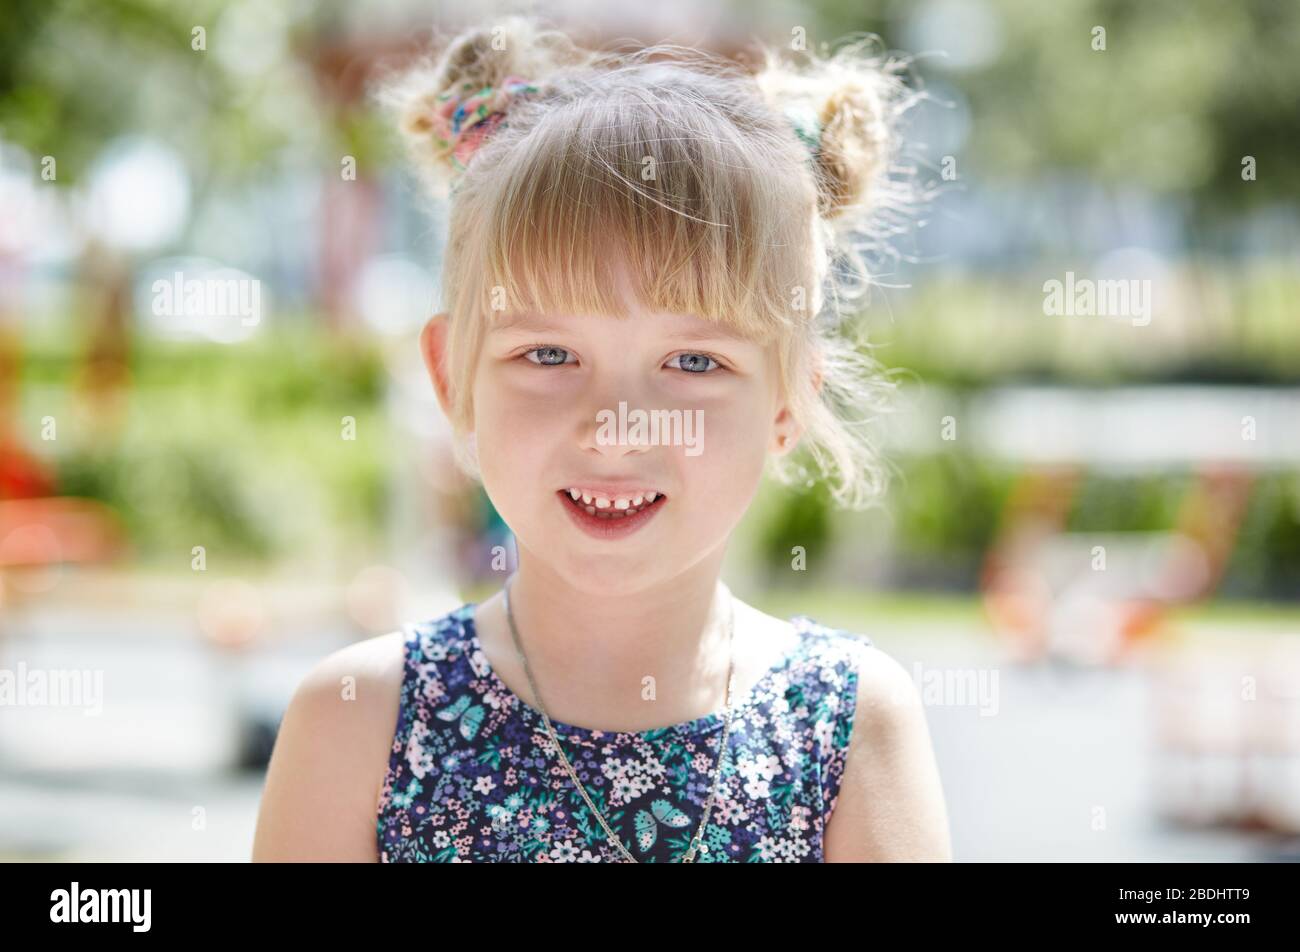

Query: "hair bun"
left=815, top=75, right=894, bottom=217
left=753, top=37, right=914, bottom=221
left=379, top=16, right=593, bottom=196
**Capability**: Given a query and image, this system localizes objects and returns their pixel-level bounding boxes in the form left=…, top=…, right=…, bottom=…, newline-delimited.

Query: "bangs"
left=454, top=93, right=818, bottom=344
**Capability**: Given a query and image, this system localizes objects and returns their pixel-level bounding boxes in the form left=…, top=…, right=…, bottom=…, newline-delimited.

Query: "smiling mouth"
left=555, top=489, right=668, bottom=520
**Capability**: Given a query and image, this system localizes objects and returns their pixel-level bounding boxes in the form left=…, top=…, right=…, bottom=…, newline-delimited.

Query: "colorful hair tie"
left=429, top=74, right=541, bottom=173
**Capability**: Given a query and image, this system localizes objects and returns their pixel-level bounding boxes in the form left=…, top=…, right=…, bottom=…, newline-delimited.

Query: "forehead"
left=489, top=310, right=757, bottom=343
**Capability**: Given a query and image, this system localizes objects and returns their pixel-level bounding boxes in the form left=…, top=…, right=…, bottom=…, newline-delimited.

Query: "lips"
left=555, top=488, right=667, bottom=538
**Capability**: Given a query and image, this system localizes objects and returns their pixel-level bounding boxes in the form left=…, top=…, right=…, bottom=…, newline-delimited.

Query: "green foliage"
left=753, top=455, right=1300, bottom=597
left=1223, top=474, right=1300, bottom=599
left=0, top=0, right=245, bottom=183
left=755, top=471, right=832, bottom=584
left=26, top=327, right=391, bottom=567
left=930, top=0, right=1300, bottom=215
left=860, top=266, right=1300, bottom=387
left=887, top=451, right=1013, bottom=578
left=55, top=437, right=278, bottom=561
left=1066, top=473, right=1190, bottom=532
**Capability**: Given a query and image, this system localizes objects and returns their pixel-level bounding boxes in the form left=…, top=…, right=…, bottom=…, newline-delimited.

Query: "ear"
left=771, top=403, right=805, bottom=456
left=419, top=312, right=453, bottom=415
left=771, top=356, right=821, bottom=456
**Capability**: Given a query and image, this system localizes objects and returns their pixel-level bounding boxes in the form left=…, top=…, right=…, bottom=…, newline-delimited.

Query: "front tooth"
left=632, top=494, right=644, bottom=506
left=581, top=492, right=593, bottom=504
left=568, top=488, right=581, bottom=501
left=614, top=497, right=630, bottom=510
left=594, top=495, right=611, bottom=509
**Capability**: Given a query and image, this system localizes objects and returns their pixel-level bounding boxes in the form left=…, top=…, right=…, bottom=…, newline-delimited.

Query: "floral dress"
left=376, top=602, right=872, bottom=862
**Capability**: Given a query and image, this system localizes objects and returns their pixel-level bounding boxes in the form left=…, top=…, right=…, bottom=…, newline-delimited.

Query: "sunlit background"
left=1, top=0, right=1298, bottom=861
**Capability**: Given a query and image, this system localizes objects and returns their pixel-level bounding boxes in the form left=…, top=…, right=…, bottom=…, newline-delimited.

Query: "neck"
left=494, top=543, right=734, bottom=715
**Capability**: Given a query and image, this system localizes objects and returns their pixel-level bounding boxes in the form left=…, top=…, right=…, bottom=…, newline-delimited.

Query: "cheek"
left=470, top=366, right=565, bottom=493
left=693, top=385, right=774, bottom=459
left=677, top=398, right=771, bottom=501
left=479, top=377, right=563, bottom=432
left=480, top=362, right=579, bottom=419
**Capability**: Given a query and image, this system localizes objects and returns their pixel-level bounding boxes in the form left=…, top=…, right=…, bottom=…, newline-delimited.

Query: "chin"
left=552, top=551, right=671, bottom=596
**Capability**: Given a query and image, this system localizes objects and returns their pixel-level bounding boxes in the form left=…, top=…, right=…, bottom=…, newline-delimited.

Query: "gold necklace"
left=501, top=573, right=737, bottom=862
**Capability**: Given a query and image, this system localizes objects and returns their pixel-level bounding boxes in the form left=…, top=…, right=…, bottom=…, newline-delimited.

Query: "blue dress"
left=377, top=602, right=872, bottom=862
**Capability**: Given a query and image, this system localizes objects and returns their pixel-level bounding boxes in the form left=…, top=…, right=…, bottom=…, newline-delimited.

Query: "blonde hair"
left=378, top=15, right=926, bottom=510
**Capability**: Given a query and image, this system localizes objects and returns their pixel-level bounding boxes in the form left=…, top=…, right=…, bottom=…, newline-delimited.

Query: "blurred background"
left=1, top=0, right=1297, bottom=861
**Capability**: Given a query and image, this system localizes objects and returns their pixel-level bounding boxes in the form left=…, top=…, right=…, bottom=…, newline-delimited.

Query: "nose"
left=576, top=384, right=653, bottom=458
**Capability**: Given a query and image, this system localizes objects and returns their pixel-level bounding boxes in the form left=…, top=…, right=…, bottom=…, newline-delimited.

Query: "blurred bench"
left=954, top=386, right=1297, bottom=665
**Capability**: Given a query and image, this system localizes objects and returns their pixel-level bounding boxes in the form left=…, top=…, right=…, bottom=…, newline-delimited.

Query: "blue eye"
left=670, top=353, right=721, bottom=374
left=523, top=346, right=574, bottom=366
left=519, top=347, right=724, bottom=373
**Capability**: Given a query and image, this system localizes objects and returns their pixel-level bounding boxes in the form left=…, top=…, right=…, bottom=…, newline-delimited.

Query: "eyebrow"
left=490, top=312, right=754, bottom=344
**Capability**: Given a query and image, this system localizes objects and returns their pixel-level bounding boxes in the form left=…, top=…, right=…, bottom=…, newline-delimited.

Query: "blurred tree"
left=756, top=473, right=832, bottom=587
left=912, top=0, right=1298, bottom=228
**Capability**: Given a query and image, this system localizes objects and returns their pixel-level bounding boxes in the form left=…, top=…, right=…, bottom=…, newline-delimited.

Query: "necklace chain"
left=501, top=573, right=737, bottom=863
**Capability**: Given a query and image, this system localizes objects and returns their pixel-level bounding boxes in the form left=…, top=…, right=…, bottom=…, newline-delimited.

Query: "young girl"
left=253, top=16, right=950, bottom=863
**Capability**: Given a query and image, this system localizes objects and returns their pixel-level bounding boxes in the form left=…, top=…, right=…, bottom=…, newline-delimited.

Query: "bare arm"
left=824, top=643, right=952, bottom=862
left=251, top=633, right=405, bottom=862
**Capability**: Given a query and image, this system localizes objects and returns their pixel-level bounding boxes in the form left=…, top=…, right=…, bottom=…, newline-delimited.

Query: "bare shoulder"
left=251, top=630, right=408, bottom=862
left=849, top=639, right=922, bottom=725
left=823, top=637, right=953, bottom=862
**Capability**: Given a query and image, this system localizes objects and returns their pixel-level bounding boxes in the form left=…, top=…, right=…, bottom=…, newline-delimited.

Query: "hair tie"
left=429, top=78, right=821, bottom=179
left=784, top=104, right=823, bottom=160
left=430, top=74, right=541, bottom=173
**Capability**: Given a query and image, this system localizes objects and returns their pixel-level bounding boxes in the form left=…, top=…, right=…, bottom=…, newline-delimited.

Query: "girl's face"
left=457, top=292, right=803, bottom=596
